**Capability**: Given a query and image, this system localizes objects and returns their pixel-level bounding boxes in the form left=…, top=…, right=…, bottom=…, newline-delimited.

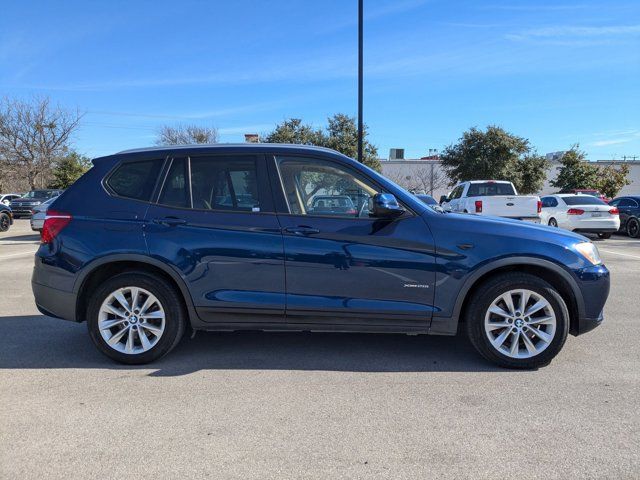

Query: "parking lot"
left=1, top=219, right=638, bottom=479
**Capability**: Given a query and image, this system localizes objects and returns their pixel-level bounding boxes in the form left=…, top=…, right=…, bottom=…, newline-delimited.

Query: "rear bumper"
left=573, top=228, right=618, bottom=234
left=32, top=281, right=78, bottom=321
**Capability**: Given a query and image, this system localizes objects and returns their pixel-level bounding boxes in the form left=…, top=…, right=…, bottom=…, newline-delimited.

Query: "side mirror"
left=439, top=195, right=449, bottom=204
left=371, top=193, right=405, bottom=218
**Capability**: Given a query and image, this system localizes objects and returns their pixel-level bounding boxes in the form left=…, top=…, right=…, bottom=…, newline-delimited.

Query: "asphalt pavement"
left=1, top=219, right=638, bottom=479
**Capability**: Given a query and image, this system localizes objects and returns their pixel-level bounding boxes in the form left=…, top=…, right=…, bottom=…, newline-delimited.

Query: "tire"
left=627, top=218, right=640, bottom=238
left=597, top=233, right=612, bottom=239
left=87, top=271, right=186, bottom=364
left=465, top=272, right=569, bottom=369
left=548, top=218, right=558, bottom=227
left=0, top=213, right=10, bottom=232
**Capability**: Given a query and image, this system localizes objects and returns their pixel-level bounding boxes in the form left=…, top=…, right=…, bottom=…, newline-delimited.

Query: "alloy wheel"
left=484, top=289, right=557, bottom=359
left=98, top=286, right=165, bottom=354
left=628, top=219, right=639, bottom=238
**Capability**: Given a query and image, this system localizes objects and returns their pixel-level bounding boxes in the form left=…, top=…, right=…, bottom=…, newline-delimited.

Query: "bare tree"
left=156, top=124, right=219, bottom=145
left=383, top=163, right=450, bottom=195
left=0, top=96, right=82, bottom=190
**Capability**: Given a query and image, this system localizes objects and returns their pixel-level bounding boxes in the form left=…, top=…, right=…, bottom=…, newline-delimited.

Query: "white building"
left=381, top=158, right=640, bottom=200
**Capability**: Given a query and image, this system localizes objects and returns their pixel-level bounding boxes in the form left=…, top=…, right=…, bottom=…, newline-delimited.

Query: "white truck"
left=440, top=180, right=541, bottom=222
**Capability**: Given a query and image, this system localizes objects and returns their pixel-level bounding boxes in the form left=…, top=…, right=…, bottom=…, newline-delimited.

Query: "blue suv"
left=32, top=145, right=610, bottom=368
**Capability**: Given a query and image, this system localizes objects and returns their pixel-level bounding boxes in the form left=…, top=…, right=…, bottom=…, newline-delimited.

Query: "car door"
left=145, top=154, right=286, bottom=324
left=616, top=198, right=638, bottom=228
left=270, top=154, right=437, bottom=328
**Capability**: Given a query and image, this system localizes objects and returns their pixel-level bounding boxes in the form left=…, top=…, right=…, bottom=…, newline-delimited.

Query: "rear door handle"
left=153, top=217, right=187, bottom=227
left=283, top=226, right=320, bottom=235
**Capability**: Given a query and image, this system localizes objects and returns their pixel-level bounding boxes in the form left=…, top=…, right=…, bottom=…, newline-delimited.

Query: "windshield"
left=467, top=183, right=516, bottom=196
left=23, top=190, right=59, bottom=199
left=563, top=196, right=607, bottom=206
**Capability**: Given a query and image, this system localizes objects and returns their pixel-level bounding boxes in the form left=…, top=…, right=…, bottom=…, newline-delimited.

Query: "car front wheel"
left=627, top=218, right=640, bottom=238
left=87, top=271, right=186, bottom=364
left=465, top=273, right=569, bottom=369
left=0, top=213, right=10, bottom=232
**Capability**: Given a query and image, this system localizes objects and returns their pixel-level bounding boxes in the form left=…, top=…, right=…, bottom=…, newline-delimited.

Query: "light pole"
left=357, top=0, right=363, bottom=164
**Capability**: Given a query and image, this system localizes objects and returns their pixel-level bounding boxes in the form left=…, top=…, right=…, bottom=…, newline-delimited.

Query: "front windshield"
left=24, top=190, right=58, bottom=199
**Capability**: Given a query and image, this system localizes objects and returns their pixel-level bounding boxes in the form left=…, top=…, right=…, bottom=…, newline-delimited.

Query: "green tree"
left=50, top=151, right=91, bottom=188
left=550, top=146, right=599, bottom=192
left=263, top=114, right=381, bottom=172
left=595, top=163, right=631, bottom=198
left=440, top=126, right=549, bottom=193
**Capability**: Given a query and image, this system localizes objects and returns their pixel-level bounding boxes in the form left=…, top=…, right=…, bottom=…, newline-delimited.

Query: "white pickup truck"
left=440, top=180, right=541, bottom=222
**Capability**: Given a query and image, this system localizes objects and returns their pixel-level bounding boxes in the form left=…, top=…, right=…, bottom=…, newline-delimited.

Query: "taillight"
left=537, top=200, right=542, bottom=214
left=41, top=210, right=72, bottom=244
left=609, top=207, right=619, bottom=215
left=475, top=200, right=483, bottom=213
left=567, top=208, right=584, bottom=215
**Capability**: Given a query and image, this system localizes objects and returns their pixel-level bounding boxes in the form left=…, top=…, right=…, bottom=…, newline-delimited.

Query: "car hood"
left=436, top=211, right=588, bottom=243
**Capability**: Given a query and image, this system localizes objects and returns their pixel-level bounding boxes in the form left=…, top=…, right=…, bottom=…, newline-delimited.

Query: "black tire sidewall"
left=87, top=272, right=186, bottom=364
left=628, top=218, right=640, bottom=238
left=0, top=213, right=10, bottom=232
left=466, top=273, right=569, bottom=369
left=548, top=218, right=557, bottom=227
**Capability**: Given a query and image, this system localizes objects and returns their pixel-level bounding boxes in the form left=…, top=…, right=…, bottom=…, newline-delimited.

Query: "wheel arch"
left=451, top=257, right=585, bottom=336
left=74, top=254, right=198, bottom=324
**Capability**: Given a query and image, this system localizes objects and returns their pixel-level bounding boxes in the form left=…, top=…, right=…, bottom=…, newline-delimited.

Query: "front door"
left=271, top=155, right=437, bottom=328
left=145, top=154, right=285, bottom=323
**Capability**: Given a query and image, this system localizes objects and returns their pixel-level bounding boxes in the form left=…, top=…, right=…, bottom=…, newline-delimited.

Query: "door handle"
left=153, top=217, right=187, bottom=227
left=283, top=226, right=320, bottom=235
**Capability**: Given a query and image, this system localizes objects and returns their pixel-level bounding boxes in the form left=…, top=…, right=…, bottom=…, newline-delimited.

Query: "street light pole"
left=357, top=0, right=363, bottom=164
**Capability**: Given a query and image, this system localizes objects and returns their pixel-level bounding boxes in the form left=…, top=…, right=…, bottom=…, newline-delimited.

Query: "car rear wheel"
left=87, top=271, right=186, bottom=364
left=0, top=213, right=10, bottom=232
left=627, top=218, right=640, bottom=238
left=465, top=273, right=569, bottom=369
left=548, top=218, right=558, bottom=227
left=597, top=232, right=612, bottom=239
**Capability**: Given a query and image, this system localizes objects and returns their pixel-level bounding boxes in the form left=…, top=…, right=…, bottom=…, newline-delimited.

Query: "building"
left=381, top=157, right=640, bottom=199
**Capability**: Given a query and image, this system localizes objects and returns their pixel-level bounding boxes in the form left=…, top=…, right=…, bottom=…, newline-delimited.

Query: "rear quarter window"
left=107, top=159, right=163, bottom=201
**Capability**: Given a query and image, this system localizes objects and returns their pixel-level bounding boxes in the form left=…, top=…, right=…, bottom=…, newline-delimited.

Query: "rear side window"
left=190, top=156, right=259, bottom=212
left=107, top=159, right=163, bottom=201
left=541, top=197, right=558, bottom=208
left=466, top=183, right=516, bottom=196
left=563, top=196, right=606, bottom=206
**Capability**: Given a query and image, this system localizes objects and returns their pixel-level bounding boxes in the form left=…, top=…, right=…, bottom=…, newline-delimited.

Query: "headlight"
left=574, top=242, right=602, bottom=265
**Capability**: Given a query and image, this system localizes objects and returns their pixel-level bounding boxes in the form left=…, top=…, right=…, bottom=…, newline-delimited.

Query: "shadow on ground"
left=0, top=315, right=505, bottom=376
left=0, top=233, right=39, bottom=242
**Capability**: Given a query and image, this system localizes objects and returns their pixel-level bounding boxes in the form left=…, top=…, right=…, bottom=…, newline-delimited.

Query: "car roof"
left=115, top=143, right=339, bottom=156
left=464, top=180, right=512, bottom=184
left=554, top=193, right=595, bottom=198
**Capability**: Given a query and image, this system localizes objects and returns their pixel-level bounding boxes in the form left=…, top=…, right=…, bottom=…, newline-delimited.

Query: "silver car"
left=30, top=197, right=56, bottom=231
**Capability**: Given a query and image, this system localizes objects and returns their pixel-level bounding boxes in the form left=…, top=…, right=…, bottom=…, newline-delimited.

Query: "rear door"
left=145, top=154, right=285, bottom=324
left=270, top=154, right=437, bottom=328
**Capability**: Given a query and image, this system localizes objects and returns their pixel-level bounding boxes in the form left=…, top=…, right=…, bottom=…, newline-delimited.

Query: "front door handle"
left=283, top=226, right=320, bottom=235
left=153, top=217, right=187, bottom=227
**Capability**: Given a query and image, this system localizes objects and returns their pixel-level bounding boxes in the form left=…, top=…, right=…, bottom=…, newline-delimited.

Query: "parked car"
left=561, top=188, right=609, bottom=203
left=0, top=204, right=13, bottom=232
left=32, top=145, right=610, bottom=369
left=10, top=189, right=63, bottom=218
left=440, top=180, right=541, bottom=222
left=414, top=193, right=444, bottom=212
left=30, top=197, right=57, bottom=232
left=310, top=194, right=358, bottom=215
left=0, top=193, right=22, bottom=206
left=540, top=194, right=620, bottom=239
left=609, top=195, right=640, bottom=238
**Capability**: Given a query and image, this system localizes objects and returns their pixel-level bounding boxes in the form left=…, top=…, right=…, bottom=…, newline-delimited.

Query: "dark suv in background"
left=10, top=189, right=63, bottom=218
left=32, top=145, right=610, bottom=368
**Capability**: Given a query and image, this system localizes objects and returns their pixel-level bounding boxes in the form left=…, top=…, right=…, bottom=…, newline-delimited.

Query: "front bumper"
left=570, top=264, right=610, bottom=336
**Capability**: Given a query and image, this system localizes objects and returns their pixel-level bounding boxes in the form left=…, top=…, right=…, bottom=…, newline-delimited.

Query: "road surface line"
left=0, top=251, right=35, bottom=260
left=600, top=249, right=640, bottom=260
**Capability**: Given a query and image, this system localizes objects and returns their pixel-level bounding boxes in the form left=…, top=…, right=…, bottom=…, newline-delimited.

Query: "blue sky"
left=1, top=0, right=639, bottom=160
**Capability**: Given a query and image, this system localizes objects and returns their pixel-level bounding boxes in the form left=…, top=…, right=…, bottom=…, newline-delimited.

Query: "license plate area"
left=591, top=212, right=603, bottom=217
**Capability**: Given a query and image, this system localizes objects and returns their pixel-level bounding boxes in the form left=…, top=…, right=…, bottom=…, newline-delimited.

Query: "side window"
left=159, top=158, right=189, bottom=208
left=543, top=197, right=559, bottom=207
left=190, top=156, right=259, bottom=212
left=107, top=159, right=163, bottom=201
left=276, top=156, right=379, bottom=218
left=609, top=199, right=620, bottom=207
left=450, top=186, right=463, bottom=200
left=618, top=198, right=636, bottom=208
